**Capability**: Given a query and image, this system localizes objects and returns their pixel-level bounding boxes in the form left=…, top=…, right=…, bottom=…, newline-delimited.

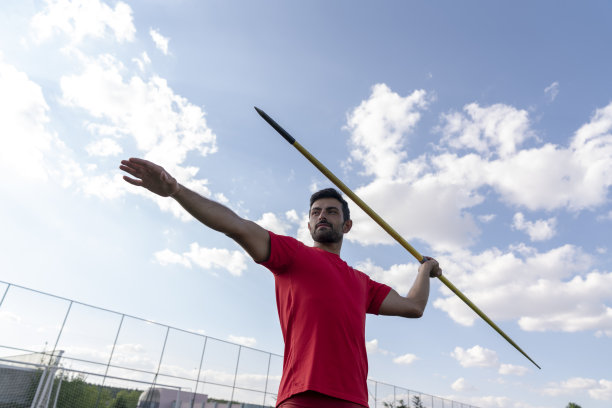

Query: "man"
left=120, top=157, right=442, bottom=408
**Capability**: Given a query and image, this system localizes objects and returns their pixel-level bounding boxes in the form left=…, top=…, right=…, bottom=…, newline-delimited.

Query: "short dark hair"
left=309, top=188, right=350, bottom=222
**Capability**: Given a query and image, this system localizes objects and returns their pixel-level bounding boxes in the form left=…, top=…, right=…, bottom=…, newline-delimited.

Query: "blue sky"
left=1, top=1, right=612, bottom=407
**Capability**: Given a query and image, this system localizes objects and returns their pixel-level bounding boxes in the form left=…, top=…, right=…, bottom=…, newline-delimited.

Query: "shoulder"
left=259, top=231, right=308, bottom=270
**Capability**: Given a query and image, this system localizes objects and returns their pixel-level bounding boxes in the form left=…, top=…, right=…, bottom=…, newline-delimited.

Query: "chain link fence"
left=0, top=280, right=478, bottom=408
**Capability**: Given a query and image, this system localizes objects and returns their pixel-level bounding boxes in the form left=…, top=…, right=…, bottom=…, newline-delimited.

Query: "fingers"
left=122, top=175, right=143, bottom=186
left=421, top=256, right=442, bottom=278
left=119, top=164, right=141, bottom=178
left=126, top=157, right=153, bottom=166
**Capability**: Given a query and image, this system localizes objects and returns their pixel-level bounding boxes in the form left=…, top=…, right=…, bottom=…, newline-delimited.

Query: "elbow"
left=401, top=305, right=425, bottom=319
left=411, top=309, right=424, bottom=319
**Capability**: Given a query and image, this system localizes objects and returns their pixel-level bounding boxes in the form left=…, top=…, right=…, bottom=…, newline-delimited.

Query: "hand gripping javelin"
left=255, top=106, right=541, bottom=370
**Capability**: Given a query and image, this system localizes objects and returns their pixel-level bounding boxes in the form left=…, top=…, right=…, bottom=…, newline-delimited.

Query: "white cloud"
left=154, top=248, right=192, bottom=268
left=0, top=57, right=84, bottom=187
left=285, top=210, right=300, bottom=223
left=30, top=0, right=135, bottom=44
left=347, top=174, right=483, bottom=251
left=590, top=379, right=612, bottom=401
left=365, top=339, right=380, bottom=354
left=486, top=102, right=612, bottom=211
left=255, top=212, right=292, bottom=236
left=357, top=259, right=419, bottom=295
left=0, top=58, right=53, bottom=180
left=512, top=212, right=557, bottom=241
left=392, top=353, right=419, bottom=365
left=542, top=377, right=604, bottom=397
left=343, top=97, right=612, bottom=252
left=478, top=214, right=496, bottom=223
left=451, top=345, right=499, bottom=368
left=228, top=335, right=257, bottom=348
left=133, top=52, right=151, bottom=72
left=150, top=28, right=170, bottom=55
left=59, top=52, right=218, bottom=216
left=451, top=377, right=476, bottom=392
left=440, top=103, right=534, bottom=158
left=0, top=311, right=22, bottom=324
left=498, top=363, right=528, bottom=376
left=61, top=53, right=217, bottom=162
left=364, top=339, right=391, bottom=356
left=359, top=240, right=612, bottom=336
left=544, top=81, right=560, bottom=102
left=432, top=243, right=612, bottom=335
left=85, top=137, right=123, bottom=156
left=154, top=243, right=248, bottom=276
left=345, top=83, right=429, bottom=179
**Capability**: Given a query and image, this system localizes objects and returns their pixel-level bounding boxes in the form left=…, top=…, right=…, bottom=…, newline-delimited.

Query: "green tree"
left=412, top=395, right=425, bottom=408
left=55, top=374, right=113, bottom=408
left=565, top=403, right=582, bottom=408
left=383, top=399, right=409, bottom=408
left=110, top=389, right=142, bottom=408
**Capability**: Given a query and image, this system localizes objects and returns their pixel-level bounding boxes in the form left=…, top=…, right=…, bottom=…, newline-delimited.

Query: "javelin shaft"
left=255, top=106, right=541, bottom=370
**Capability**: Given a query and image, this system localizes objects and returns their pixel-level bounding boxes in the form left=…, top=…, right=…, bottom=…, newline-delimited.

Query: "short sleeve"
left=257, top=231, right=299, bottom=274
left=365, top=275, right=392, bottom=315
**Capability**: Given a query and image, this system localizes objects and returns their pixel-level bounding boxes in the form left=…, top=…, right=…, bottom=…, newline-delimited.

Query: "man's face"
left=308, top=198, right=351, bottom=243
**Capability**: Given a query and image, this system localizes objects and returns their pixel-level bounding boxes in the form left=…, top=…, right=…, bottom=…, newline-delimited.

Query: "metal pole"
left=51, top=373, right=64, bottom=408
left=255, top=106, right=541, bottom=370
left=0, top=283, right=10, bottom=308
left=51, top=301, right=72, bottom=356
left=375, top=381, right=378, bottom=408
left=153, top=326, right=171, bottom=384
left=393, top=385, right=396, bottom=406
left=229, top=345, right=243, bottom=407
left=102, top=314, right=125, bottom=382
left=263, top=352, right=272, bottom=407
left=192, top=336, right=208, bottom=408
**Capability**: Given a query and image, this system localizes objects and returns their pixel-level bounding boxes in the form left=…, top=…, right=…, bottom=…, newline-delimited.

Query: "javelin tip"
left=254, top=106, right=296, bottom=145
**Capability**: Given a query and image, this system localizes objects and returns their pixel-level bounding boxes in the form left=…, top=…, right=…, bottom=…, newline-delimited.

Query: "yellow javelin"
left=255, top=106, right=541, bottom=370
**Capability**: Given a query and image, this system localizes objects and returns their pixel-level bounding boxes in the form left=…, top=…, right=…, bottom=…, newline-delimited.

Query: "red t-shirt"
left=259, top=232, right=391, bottom=407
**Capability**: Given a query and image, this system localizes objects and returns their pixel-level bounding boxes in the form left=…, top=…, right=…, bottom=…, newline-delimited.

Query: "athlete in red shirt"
left=120, top=158, right=442, bottom=408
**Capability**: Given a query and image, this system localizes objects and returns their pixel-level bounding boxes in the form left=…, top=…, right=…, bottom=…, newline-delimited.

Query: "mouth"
left=316, top=223, right=331, bottom=230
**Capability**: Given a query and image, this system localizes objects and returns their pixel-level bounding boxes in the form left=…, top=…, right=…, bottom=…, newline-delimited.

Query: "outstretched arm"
left=378, top=258, right=442, bottom=318
left=120, top=157, right=270, bottom=262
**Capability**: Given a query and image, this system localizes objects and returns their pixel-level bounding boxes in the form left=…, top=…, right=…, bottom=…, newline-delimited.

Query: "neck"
left=313, top=240, right=343, bottom=256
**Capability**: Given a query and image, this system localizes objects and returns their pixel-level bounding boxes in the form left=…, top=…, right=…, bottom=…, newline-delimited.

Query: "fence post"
left=0, top=283, right=10, bottom=308
left=192, top=336, right=208, bottom=408
left=263, top=352, right=272, bottom=407
left=51, top=301, right=72, bottom=357
left=102, top=314, right=125, bottom=383
left=153, top=326, right=171, bottom=384
left=229, top=345, right=242, bottom=407
left=375, top=381, right=378, bottom=408
left=30, top=367, right=48, bottom=408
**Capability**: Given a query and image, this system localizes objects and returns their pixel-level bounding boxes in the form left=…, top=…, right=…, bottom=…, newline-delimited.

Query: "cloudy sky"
left=1, top=1, right=612, bottom=407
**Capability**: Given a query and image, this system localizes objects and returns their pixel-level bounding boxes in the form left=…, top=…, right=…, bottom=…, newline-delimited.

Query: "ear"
left=342, top=219, right=352, bottom=233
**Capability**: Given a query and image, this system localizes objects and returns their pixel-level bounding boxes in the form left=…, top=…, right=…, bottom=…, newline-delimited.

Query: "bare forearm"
left=120, top=158, right=269, bottom=262
left=172, top=184, right=244, bottom=235
left=378, top=259, right=441, bottom=318
left=171, top=184, right=270, bottom=262
left=406, top=268, right=431, bottom=315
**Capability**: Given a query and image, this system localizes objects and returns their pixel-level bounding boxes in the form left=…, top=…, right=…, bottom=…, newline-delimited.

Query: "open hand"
left=120, top=157, right=180, bottom=197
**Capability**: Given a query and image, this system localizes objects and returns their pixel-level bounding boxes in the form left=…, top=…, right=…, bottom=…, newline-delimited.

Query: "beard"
left=310, top=222, right=343, bottom=243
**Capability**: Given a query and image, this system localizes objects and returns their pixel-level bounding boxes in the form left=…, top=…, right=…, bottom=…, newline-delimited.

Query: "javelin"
left=254, top=106, right=541, bottom=370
